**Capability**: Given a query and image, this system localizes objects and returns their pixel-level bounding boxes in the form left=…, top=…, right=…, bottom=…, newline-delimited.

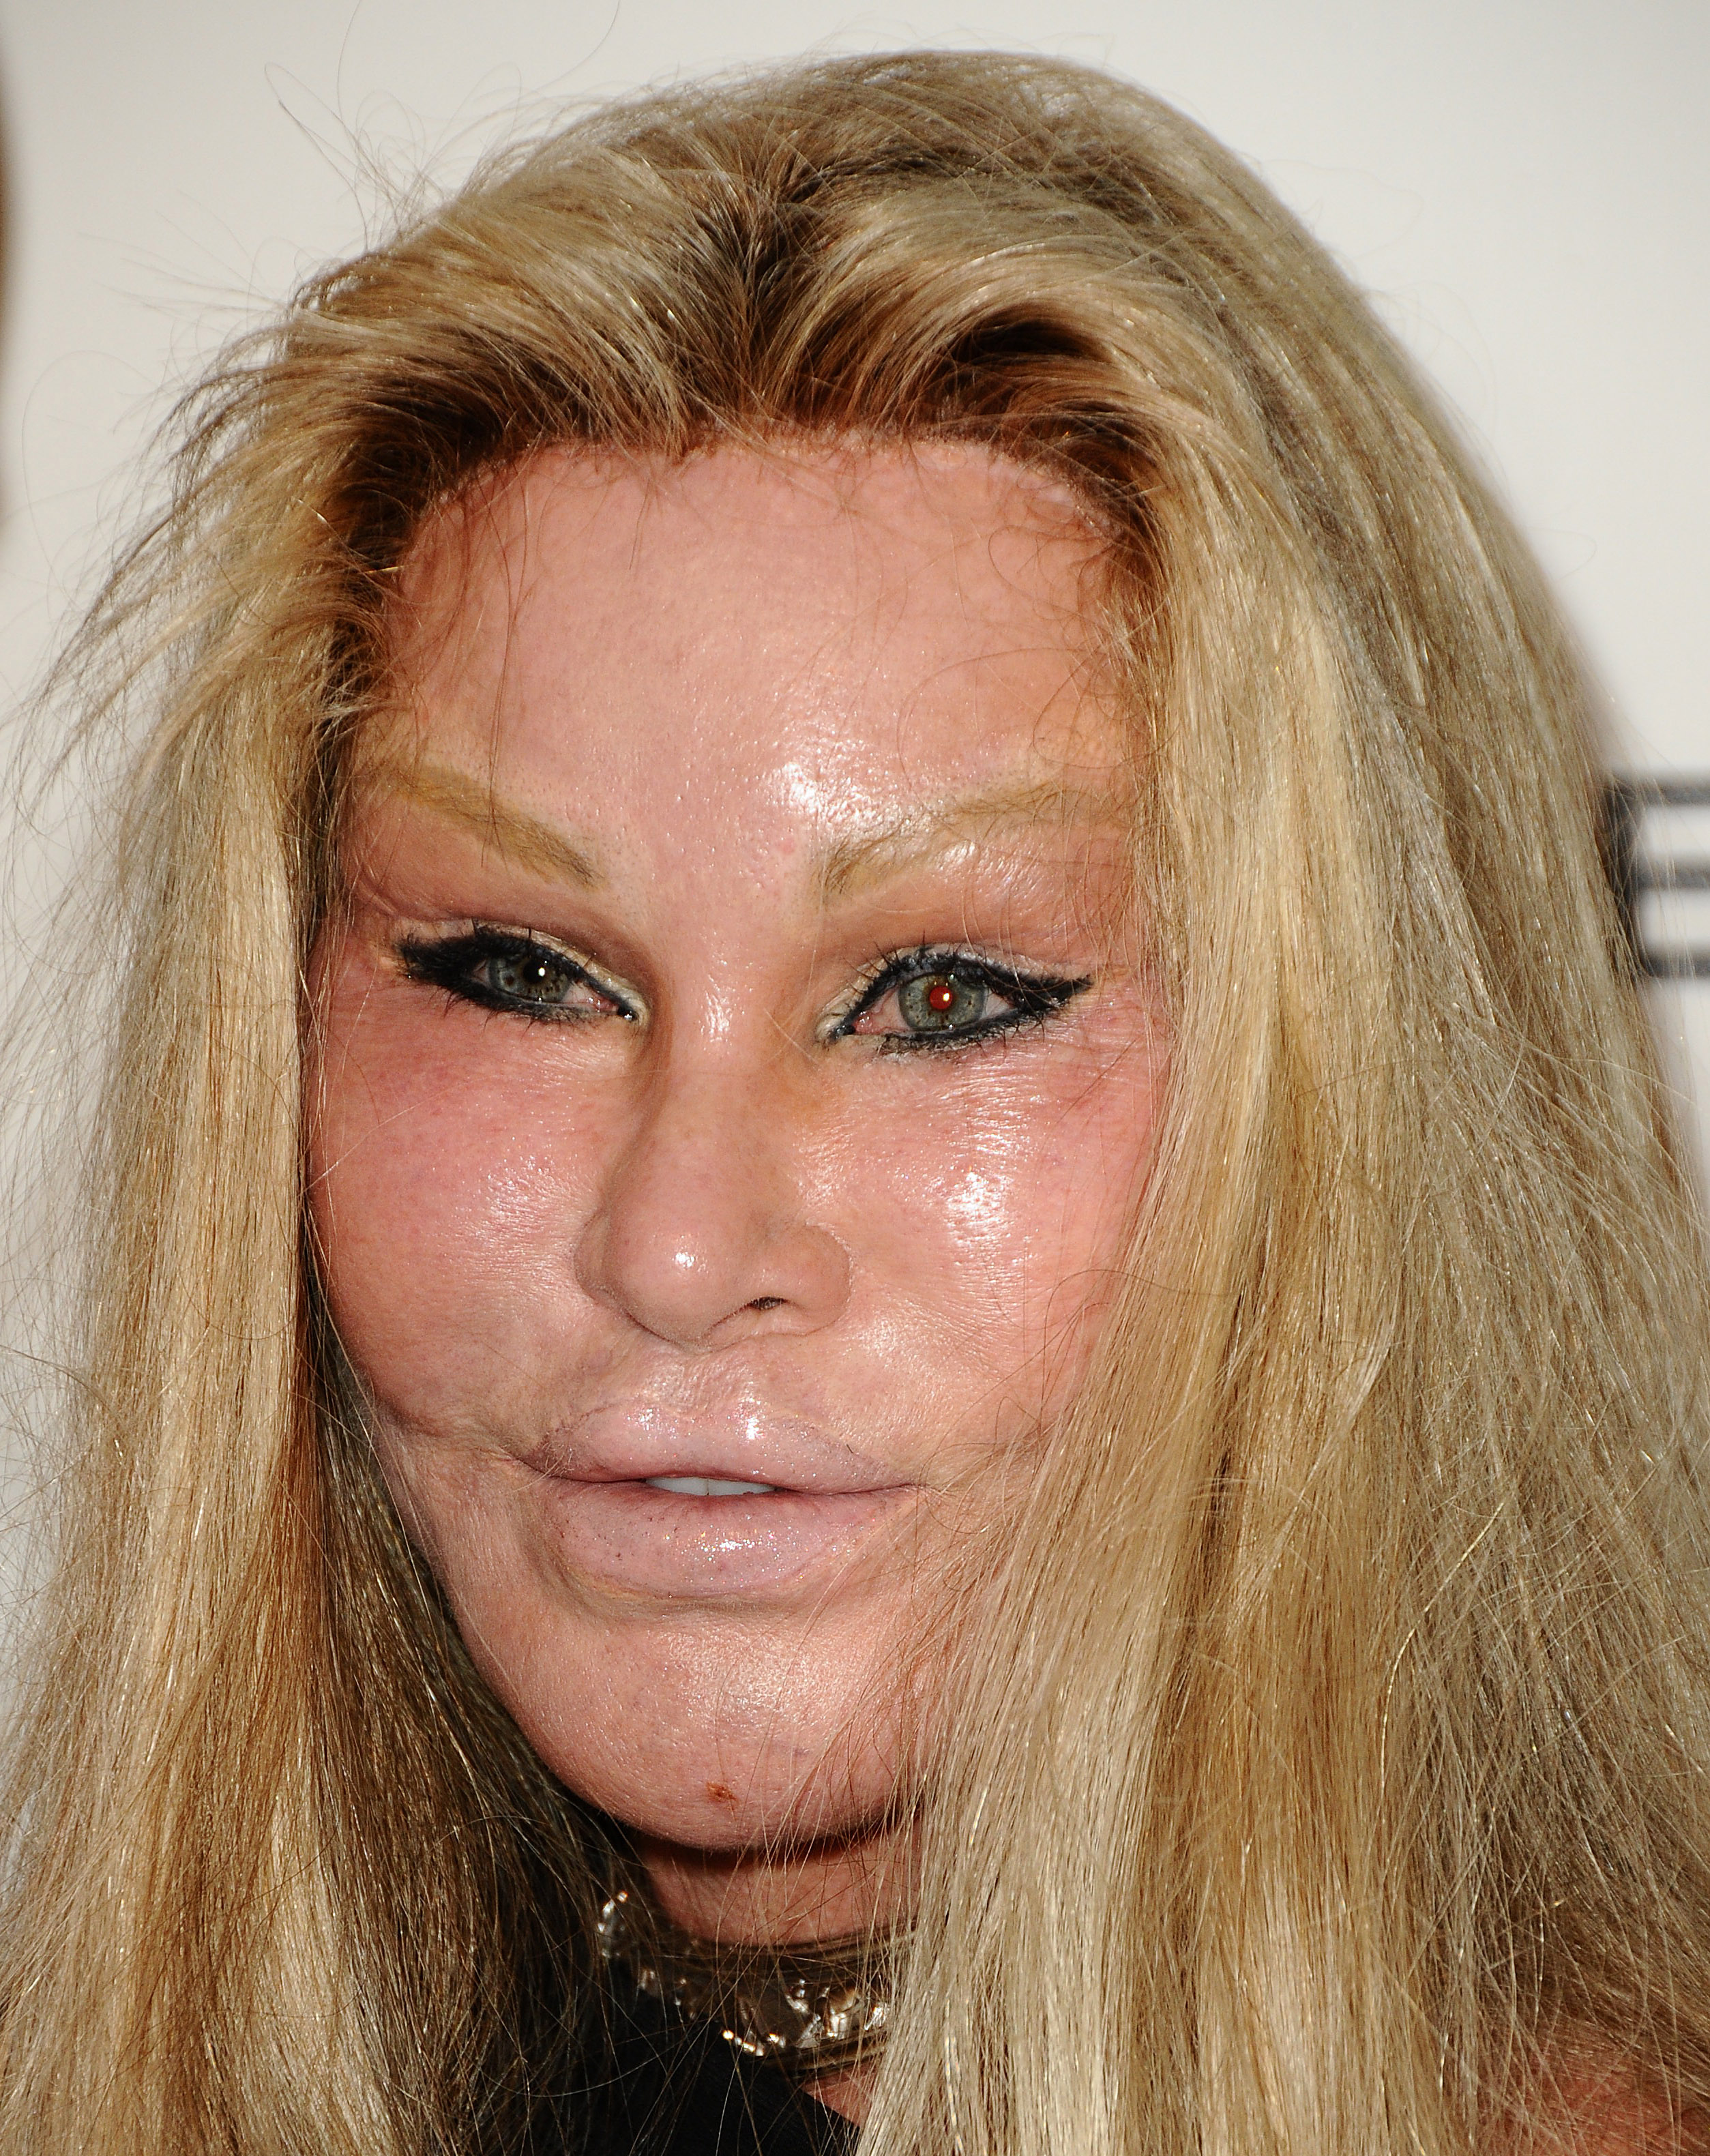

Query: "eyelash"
left=394, top=927, right=1091, bottom=1050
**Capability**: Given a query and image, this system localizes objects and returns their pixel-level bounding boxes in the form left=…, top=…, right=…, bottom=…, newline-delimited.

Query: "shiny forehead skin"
left=372, top=442, right=1124, bottom=864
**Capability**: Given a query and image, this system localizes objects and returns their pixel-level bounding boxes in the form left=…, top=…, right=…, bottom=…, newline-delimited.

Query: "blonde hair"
left=4, top=49, right=1709, bottom=2155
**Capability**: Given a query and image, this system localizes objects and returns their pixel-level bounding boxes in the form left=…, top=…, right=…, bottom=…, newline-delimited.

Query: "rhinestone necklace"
left=596, top=1884, right=893, bottom=2080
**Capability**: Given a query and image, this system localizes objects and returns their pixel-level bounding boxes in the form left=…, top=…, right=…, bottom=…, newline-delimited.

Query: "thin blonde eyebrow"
left=360, top=755, right=604, bottom=889
left=815, top=780, right=1115, bottom=901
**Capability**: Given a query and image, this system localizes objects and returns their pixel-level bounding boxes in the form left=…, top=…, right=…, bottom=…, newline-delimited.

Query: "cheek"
left=306, top=947, right=611, bottom=1423
left=842, top=1029, right=1166, bottom=1423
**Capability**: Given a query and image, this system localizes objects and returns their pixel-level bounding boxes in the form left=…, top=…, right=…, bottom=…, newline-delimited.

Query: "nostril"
left=747, top=1295, right=784, bottom=1313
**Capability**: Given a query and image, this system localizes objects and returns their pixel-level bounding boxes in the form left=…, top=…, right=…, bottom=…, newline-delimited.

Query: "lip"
left=521, top=1402, right=915, bottom=1598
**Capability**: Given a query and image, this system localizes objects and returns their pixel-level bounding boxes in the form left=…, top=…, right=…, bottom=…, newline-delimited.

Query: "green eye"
left=487, top=948, right=580, bottom=1007
left=898, top=971, right=989, bottom=1033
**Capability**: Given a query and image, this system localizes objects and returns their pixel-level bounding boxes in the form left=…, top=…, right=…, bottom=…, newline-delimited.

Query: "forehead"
left=384, top=443, right=1122, bottom=833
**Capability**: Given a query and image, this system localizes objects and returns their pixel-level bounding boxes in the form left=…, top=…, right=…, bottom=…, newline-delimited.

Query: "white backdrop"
left=1, top=0, right=1706, bottom=1173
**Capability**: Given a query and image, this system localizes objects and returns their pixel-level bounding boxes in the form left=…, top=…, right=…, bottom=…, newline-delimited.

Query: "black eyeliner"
left=833, top=945, right=1091, bottom=1052
left=396, top=927, right=636, bottom=1023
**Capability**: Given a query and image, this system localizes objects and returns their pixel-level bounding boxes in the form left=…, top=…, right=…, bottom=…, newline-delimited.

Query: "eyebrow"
left=360, top=755, right=604, bottom=889
left=360, top=756, right=1115, bottom=902
left=814, top=780, right=1118, bottom=900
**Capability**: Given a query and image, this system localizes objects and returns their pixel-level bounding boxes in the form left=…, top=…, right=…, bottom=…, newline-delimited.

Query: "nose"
left=571, top=1057, right=851, bottom=1350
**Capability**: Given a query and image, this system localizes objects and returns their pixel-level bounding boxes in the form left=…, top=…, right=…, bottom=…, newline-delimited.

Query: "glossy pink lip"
left=522, top=1403, right=915, bottom=1597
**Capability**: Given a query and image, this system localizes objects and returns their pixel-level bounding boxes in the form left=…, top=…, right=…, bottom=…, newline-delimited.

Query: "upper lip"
left=522, top=1400, right=907, bottom=1496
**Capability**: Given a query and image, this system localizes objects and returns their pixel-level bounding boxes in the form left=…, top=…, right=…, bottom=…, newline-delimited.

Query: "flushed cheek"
left=849, top=1058, right=1155, bottom=1417
left=308, top=969, right=620, bottom=1421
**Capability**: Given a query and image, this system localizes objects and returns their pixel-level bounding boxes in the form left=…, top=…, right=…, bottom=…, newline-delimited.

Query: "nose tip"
left=571, top=1089, right=851, bottom=1350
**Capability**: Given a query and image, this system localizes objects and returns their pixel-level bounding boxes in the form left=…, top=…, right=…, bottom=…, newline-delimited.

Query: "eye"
left=836, top=949, right=1089, bottom=1052
left=397, top=928, right=638, bottom=1024
left=897, top=969, right=995, bottom=1035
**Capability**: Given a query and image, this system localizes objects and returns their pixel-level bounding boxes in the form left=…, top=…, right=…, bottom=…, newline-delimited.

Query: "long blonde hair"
left=3, top=50, right=1708, bottom=2155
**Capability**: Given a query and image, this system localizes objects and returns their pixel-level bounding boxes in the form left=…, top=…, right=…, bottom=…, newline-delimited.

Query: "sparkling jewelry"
left=597, top=1883, right=893, bottom=2080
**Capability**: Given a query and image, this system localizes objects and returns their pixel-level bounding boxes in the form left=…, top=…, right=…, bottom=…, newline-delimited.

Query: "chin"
left=462, top=1603, right=921, bottom=1857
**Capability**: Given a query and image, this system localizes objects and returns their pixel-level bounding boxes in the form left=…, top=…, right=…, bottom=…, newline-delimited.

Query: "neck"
left=622, top=1825, right=915, bottom=2128
left=804, top=2065, right=870, bottom=2127
left=633, top=1818, right=917, bottom=1945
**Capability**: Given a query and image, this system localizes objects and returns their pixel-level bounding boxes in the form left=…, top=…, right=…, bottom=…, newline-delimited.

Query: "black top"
left=557, top=1985, right=859, bottom=2155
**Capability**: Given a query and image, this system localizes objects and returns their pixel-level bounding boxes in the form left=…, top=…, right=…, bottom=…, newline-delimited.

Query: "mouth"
left=525, top=1397, right=902, bottom=1498
left=520, top=1404, right=913, bottom=1597
left=643, top=1475, right=776, bottom=1496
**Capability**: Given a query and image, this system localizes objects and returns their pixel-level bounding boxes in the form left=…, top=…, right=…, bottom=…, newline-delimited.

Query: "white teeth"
left=644, top=1475, right=776, bottom=1497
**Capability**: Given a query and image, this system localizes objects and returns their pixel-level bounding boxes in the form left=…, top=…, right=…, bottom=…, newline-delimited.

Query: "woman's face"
left=310, top=445, right=1167, bottom=1936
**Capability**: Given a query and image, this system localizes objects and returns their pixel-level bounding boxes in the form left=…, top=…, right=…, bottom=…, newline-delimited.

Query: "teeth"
left=645, top=1475, right=776, bottom=1497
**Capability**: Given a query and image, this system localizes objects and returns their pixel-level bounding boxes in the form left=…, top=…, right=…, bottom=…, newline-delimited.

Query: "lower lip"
left=530, top=1478, right=913, bottom=1598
